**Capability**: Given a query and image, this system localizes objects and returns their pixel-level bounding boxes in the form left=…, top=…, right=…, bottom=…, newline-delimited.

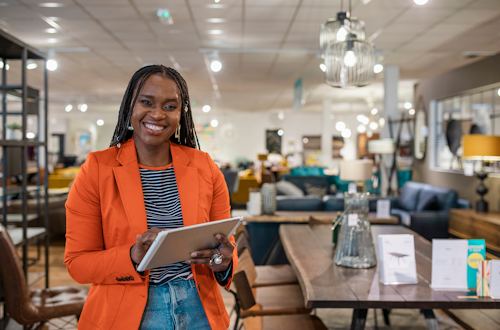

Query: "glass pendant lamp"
left=319, top=12, right=365, bottom=59
left=324, top=33, right=375, bottom=88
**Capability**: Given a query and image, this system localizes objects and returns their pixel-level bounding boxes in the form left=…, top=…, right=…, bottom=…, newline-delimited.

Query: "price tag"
left=376, top=199, right=391, bottom=219
left=431, top=239, right=468, bottom=290
left=348, top=214, right=358, bottom=226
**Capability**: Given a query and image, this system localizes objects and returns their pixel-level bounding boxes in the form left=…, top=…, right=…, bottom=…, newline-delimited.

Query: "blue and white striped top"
left=139, top=164, right=192, bottom=285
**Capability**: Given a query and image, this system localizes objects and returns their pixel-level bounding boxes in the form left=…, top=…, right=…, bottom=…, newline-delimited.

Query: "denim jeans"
left=139, top=279, right=211, bottom=330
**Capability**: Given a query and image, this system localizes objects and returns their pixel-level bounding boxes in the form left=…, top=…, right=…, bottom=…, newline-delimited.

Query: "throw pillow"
left=276, top=180, right=304, bottom=197
left=304, top=183, right=328, bottom=198
left=416, top=193, right=439, bottom=211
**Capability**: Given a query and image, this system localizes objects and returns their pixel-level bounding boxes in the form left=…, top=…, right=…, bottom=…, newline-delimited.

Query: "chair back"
left=236, top=232, right=252, bottom=257
left=0, top=225, right=34, bottom=324
left=234, top=224, right=249, bottom=243
left=233, top=249, right=257, bottom=310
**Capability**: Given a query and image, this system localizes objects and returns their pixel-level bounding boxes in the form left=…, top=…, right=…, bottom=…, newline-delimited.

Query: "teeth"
left=144, top=123, right=165, bottom=131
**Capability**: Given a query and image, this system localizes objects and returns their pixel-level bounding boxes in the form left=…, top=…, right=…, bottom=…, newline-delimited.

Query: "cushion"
left=415, top=193, right=439, bottom=211
left=304, top=183, right=328, bottom=198
left=418, top=185, right=458, bottom=211
left=398, top=182, right=423, bottom=211
left=276, top=196, right=323, bottom=211
left=392, top=209, right=410, bottom=226
left=275, top=180, right=304, bottom=197
left=281, top=175, right=329, bottom=194
left=323, top=196, right=344, bottom=211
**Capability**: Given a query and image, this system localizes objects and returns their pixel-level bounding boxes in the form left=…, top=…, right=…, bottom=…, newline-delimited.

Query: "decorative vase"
left=261, top=183, right=277, bottom=215
left=334, top=192, right=377, bottom=268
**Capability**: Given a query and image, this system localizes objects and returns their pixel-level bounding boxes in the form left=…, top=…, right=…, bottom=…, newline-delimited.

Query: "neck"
left=133, top=136, right=172, bottom=167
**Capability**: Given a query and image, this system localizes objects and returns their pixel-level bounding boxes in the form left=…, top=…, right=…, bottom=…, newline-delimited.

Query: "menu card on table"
left=376, top=200, right=391, bottom=219
left=431, top=239, right=468, bottom=290
left=378, top=234, right=418, bottom=285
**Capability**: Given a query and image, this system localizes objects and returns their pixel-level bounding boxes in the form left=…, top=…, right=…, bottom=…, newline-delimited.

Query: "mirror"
left=414, top=109, right=427, bottom=160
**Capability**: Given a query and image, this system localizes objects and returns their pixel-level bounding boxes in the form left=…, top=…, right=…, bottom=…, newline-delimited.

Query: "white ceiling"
left=1, top=0, right=500, bottom=117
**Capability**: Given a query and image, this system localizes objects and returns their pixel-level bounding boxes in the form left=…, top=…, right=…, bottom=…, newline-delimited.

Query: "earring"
left=175, top=124, right=181, bottom=142
left=127, top=119, right=133, bottom=131
left=116, top=136, right=121, bottom=148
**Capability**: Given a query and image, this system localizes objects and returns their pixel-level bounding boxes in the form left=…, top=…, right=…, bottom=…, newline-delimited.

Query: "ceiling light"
left=303, top=137, right=309, bottom=144
left=335, top=121, right=346, bottom=131
left=343, top=50, right=357, bottom=67
left=97, top=119, right=104, bottom=126
left=371, top=108, right=378, bottom=115
left=497, top=88, right=500, bottom=96
left=45, top=28, right=57, bottom=33
left=38, top=3, right=65, bottom=7
left=404, top=102, right=412, bottom=109
left=157, top=8, right=173, bottom=25
left=211, top=119, right=218, bottom=127
left=409, top=109, right=415, bottom=115
left=26, top=132, right=35, bottom=139
left=78, top=104, right=88, bottom=112
left=374, top=64, right=383, bottom=73
left=278, top=110, right=285, bottom=120
left=357, top=115, right=365, bottom=122
left=277, top=129, right=284, bottom=136
left=211, top=60, right=222, bottom=72
left=65, top=104, right=72, bottom=112
left=208, top=30, right=223, bottom=35
left=202, top=105, right=211, bottom=113
left=46, top=59, right=57, bottom=71
left=369, top=122, right=378, bottom=130
left=48, top=38, right=57, bottom=43
left=206, top=18, right=226, bottom=23
left=341, top=128, right=351, bottom=138
left=366, top=130, right=373, bottom=138
left=214, top=0, right=220, bottom=2
left=336, top=27, right=347, bottom=42
left=379, top=118, right=385, bottom=127
left=319, top=63, right=327, bottom=72
left=26, top=60, right=37, bottom=70
left=414, top=0, right=428, bottom=5
left=357, top=124, right=366, bottom=133
left=319, top=11, right=366, bottom=59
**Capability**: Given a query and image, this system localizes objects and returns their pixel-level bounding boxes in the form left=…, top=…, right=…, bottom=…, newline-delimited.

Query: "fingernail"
left=216, top=234, right=221, bottom=239
left=186, top=260, right=191, bottom=264
left=191, top=252, right=197, bottom=257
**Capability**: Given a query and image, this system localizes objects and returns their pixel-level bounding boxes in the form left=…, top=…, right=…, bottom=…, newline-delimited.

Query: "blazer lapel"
left=113, top=139, right=148, bottom=235
left=170, top=142, right=199, bottom=227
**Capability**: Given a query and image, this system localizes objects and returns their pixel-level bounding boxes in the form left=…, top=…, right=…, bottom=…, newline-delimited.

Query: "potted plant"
left=6, top=122, right=22, bottom=140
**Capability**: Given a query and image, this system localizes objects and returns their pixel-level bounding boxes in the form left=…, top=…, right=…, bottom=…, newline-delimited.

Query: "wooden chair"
left=0, top=225, right=88, bottom=330
left=243, top=314, right=328, bottom=330
left=236, top=233, right=297, bottom=288
left=231, top=250, right=313, bottom=330
left=234, top=223, right=250, bottom=243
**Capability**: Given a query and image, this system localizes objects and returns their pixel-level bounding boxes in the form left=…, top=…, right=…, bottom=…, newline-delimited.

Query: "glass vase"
left=334, top=192, right=377, bottom=268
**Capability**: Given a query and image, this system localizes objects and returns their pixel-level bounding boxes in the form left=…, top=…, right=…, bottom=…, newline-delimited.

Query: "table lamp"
left=367, top=139, right=396, bottom=195
left=462, top=135, right=500, bottom=213
left=340, top=160, right=373, bottom=192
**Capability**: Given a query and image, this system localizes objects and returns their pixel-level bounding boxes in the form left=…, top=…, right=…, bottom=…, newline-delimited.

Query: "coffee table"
left=279, top=224, right=500, bottom=330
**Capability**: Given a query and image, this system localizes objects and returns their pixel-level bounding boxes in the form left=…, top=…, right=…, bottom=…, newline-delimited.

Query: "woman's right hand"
left=131, top=227, right=163, bottom=265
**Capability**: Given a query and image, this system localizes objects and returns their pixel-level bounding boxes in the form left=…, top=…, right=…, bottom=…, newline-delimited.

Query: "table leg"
left=422, top=309, right=440, bottom=330
left=350, top=309, right=368, bottom=330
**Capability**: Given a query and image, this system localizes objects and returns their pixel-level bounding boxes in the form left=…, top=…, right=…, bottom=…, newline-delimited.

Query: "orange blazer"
left=64, top=139, right=238, bottom=330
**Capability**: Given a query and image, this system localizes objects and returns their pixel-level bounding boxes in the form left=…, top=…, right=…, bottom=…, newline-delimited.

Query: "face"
left=130, top=74, right=182, bottom=149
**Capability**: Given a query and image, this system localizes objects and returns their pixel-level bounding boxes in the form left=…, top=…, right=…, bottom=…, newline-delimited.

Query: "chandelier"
left=324, top=33, right=375, bottom=89
left=320, top=0, right=376, bottom=88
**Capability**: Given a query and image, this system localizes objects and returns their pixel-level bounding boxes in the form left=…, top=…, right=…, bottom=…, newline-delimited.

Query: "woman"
left=64, top=65, right=238, bottom=330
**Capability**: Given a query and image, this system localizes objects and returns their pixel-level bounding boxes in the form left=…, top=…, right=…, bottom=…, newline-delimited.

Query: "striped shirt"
left=139, top=164, right=192, bottom=285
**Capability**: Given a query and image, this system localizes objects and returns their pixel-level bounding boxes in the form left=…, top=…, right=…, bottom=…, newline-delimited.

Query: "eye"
left=165, top=105, right=177, bottom=110
left=141, top=100, right=151, bottom=106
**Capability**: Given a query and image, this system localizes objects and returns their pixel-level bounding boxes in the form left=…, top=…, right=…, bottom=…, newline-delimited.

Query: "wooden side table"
left=449, top=209, right=500, bottom=254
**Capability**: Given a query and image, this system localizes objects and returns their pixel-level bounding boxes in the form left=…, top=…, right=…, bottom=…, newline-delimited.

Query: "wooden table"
left=280, top=224, right=499, bottom=330
left=449, top=209, right=500, bottom=254
left=233, top=210, right=399, bottom=224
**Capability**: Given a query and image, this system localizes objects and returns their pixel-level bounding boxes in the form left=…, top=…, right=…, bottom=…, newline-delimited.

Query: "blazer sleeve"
left=64, top=153, right=148, bottom=285
left=206, top=153, right=239, bottom=289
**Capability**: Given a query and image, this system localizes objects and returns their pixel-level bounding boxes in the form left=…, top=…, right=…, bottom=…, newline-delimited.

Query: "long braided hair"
left=110, top=65, right=200, bottom=149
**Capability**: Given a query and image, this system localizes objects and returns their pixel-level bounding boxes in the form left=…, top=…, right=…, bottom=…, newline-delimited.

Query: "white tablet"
left=137, top=216, right=243, bottom=272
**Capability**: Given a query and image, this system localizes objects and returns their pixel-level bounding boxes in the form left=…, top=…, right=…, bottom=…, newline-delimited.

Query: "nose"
left=149, top=106, right=166, bottom=121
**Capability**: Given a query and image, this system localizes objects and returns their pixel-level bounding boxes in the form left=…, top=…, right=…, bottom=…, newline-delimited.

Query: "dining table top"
left=279, top=224, right=500, bottom=310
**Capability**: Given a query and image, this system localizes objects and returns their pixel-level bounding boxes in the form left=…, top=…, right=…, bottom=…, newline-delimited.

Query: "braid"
left=110, top=65, right=200, bottom=150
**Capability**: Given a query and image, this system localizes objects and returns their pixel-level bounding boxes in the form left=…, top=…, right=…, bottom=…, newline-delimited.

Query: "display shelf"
left=0, top=186, right=44, bottom=197
left=0, top=214, right=38, bottom=223
left=7, top=227, right=46, bottom=247
left=0, top=140, right=45, bottom=147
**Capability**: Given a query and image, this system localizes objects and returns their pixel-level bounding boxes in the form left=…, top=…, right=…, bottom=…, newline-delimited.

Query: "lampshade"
left=367, top=139, right=396, bottom=154
left=319, top=13, right=366, bottom=58
left=324, top=34, right=375, bottom=89
left=340, top=160, right=373, bottom=181
left=462, top=135, right=500, bottom=160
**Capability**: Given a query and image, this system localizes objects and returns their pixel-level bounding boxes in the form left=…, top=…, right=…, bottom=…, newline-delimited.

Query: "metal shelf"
left=0, top=214, right=39, bottom=223
left=0, top=140, right=45, bottom=147
left=0, top=186, right=44, bottom=197
left=7, top=227, right=46, bottom=247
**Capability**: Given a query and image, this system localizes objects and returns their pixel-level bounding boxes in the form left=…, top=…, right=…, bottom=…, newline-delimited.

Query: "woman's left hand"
left=186, top=234, right=234, bottom=272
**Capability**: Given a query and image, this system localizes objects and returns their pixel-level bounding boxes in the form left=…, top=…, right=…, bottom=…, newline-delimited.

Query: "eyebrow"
left=139, top=94, right=180, bottom=102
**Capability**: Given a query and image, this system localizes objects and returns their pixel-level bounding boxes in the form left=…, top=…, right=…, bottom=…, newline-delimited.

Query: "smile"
left=143, top=123, right=166, bottom=131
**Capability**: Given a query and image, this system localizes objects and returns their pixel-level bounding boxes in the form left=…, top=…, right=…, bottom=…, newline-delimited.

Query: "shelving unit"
left=0, top=30, right=49, bottom=330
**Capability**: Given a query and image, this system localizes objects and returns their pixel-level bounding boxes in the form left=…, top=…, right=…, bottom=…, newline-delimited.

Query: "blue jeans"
left=139, top=279, right=211, bottom=330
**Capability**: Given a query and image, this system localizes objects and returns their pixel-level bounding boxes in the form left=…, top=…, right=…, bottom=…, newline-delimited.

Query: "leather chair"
left=0, top=225, right=88, bottom=329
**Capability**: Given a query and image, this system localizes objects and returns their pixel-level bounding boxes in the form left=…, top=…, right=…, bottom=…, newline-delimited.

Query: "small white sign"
left=378, top=234, right=418, bottom=285
left=464, top=163, right=474, bottom=177
left=348, top=182, right=357, bottom=193
left=348, top=214, right=358, bottom=227
left=490, top=260, right=500, bottom=299
left=431, top=239, right=468, bottom=290
left=376, top=199, right=391, bottom=219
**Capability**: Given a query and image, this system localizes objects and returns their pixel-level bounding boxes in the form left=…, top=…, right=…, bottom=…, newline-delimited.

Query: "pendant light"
left=324, top=32, right=375, bottom=88
left=319, top=0, right=366, bottom=59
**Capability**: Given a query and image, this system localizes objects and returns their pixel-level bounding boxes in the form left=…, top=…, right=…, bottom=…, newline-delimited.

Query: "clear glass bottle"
left=334, top=192, right=377, bottom=268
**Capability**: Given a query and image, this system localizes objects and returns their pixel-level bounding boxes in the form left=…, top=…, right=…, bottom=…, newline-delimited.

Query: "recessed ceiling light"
left=48, top=38, right=57, bottom=43
left=206, top=18, right=226, bottom=23
left=202, top=105, right=211, bottom=113
left=96, top=119, right=104, bottom=126
left=45, top=28, right=57, bottom=33
left=206, top=4, right=226, bottom=8
left=38, top=3, right=66, bottom=7
left=413, top=0, right=428, bottom=4
left=211, top=119, right=219, bottom=127
left=208, top=30, right=223, bottom=35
